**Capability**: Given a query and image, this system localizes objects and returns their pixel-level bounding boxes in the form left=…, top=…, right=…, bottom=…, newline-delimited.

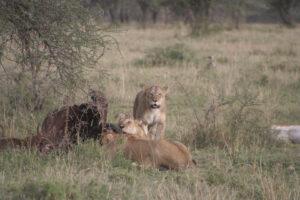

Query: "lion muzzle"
left=150, top=103, right=160, bottom=109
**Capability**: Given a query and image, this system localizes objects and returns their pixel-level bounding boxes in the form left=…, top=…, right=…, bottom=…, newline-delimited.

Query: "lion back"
left=171, top=141, right=194, bottom=166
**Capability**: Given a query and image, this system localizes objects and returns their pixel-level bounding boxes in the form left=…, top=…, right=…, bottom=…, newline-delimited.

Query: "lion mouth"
left=150, top=104, right=160, bottom=109
left=122, top=130, right=135, bottom=135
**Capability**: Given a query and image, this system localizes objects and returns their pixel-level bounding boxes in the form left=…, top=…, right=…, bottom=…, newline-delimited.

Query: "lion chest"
left=143, top=109, right=162, bottom=125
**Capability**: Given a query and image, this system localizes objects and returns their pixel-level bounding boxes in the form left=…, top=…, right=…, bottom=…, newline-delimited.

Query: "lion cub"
left=133, top=85, right=168, bottom=140
left=118, top=113, right=148, bottom=138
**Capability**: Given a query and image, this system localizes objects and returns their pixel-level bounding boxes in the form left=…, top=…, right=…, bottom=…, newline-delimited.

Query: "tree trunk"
left=137, top=0, right=149, bottom=28
left=109, top=8, right=116, bottom=23
left=190, top=0, right=211, bottom=36
left=271, top=0, right=296, bottom=28
left=151, top=10, right=158, bottom=24
left=278, top=6, right=295, bottom=27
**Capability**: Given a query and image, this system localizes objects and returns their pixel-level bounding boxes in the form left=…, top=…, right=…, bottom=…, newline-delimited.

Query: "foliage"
left=178, top=66, right=278, bottom=159
left=134, top=43, right=197, bottom=67
left=267, top=0, right=298, bottom=27
left=0, top=0, right=108, bottom=110
left=224, top=0, right=246, bottom=29
left=84, top=0, right=300, bottom=31
left=193, top=82, right=271, bottom=150
left=164, top=0, right=214, bottom=35
left=1, top=21, right=300, bottom=200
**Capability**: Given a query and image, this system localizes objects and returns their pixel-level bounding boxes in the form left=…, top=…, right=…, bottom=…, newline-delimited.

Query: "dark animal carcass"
left=0, top=90, right=109, bottom=152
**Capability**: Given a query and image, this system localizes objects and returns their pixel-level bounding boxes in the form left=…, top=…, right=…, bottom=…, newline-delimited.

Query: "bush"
left=0, top=181, right=81, bottom=200
left=134, top=43, right=197, bottom=67
left=22, top=182, right=66, bottom=200
left=85, top=181, right=111, bottom=200
left=180, top=70, right=277, bottom=159
left=111, top=151, right=134, bottom=170
left=194, top=87, right=270, bottom=147
left=0, top=0, right=108, bottom=111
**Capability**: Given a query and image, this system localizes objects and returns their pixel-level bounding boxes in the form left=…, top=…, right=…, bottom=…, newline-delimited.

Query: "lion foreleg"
left=151, top=122, right=165, bottom=140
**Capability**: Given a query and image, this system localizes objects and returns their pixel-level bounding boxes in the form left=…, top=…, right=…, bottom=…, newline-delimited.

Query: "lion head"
left=118, top=113, right=148, bottom=137
left=144, top=85, right=168, bottom=109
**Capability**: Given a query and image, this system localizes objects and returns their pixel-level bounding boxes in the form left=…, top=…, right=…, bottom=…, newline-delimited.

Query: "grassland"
left=1, top=24, right=300, bottom=199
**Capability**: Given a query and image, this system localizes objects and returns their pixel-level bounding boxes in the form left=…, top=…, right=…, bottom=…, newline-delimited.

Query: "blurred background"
left=82, top=0, right=300, bottom=30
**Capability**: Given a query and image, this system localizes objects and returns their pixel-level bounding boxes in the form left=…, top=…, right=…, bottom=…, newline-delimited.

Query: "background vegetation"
left=86, top=0, right=300, bottom=32
left=0, top=0, right=300, bottom=199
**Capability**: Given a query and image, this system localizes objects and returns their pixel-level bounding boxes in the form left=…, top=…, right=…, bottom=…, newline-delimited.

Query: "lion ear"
left=116, top=113, right=126, bottom=120
left=136, top=120, right=142, bottom=125
left=136, top=120, right=144, bottom=125
left=139, top=83, right=148, bottom=90
left=163, top=86, right=169, bottom=94
left=138, top=120, right=148, bottom=127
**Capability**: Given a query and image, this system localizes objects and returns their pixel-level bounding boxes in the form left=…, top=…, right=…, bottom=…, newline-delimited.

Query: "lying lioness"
left=102, top=133, right=195, bottom=170
left=102, top=117, right=196, bottom=170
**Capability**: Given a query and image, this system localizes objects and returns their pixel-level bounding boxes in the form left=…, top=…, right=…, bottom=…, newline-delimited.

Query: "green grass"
left=1, top=143, right=299, bottom=199
left=1, top=24, right=300, bottom=199
left=134, top=43, right=198, bottom=67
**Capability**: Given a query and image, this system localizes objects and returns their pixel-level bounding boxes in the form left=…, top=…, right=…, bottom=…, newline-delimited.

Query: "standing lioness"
left=133, top=85, right=168, bottom=140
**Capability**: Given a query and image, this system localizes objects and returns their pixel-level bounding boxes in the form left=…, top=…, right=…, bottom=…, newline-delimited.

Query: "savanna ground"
left=1, top=23, right=300, bottom=199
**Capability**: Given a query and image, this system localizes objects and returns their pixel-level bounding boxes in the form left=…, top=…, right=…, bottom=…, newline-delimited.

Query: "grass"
left=134, top=43, right=198, bottom=67
left=1, top=23, right=300, bottom=199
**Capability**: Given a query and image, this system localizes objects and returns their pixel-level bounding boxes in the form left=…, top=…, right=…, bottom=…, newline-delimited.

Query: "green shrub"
left=1, top=181, right=81, bottom=200
left=134, top=43, right=197, bottom=67
left=0, top=0, right=108, bottom=111
left=22, top=182, right=66, bottom=200
left=193, top=86, right=271, bottom=150
left=111, top=151, right=134, bottom=170
left=85, top=181, right=110, bottom=200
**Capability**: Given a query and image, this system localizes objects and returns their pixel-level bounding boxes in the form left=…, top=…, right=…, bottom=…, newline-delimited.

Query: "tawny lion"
left=101, top=118, right=196, bottom=170
left=102, top=133, right=196, bottom=170
left=133, top=85, right=168, bottom=140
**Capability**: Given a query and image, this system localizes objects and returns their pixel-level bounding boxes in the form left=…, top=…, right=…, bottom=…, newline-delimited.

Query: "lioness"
left=118, top=113, right=148, bottom=138
left=133, top=85, right=168, bottom=140
left=101, top=132, right=196, bottom=170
